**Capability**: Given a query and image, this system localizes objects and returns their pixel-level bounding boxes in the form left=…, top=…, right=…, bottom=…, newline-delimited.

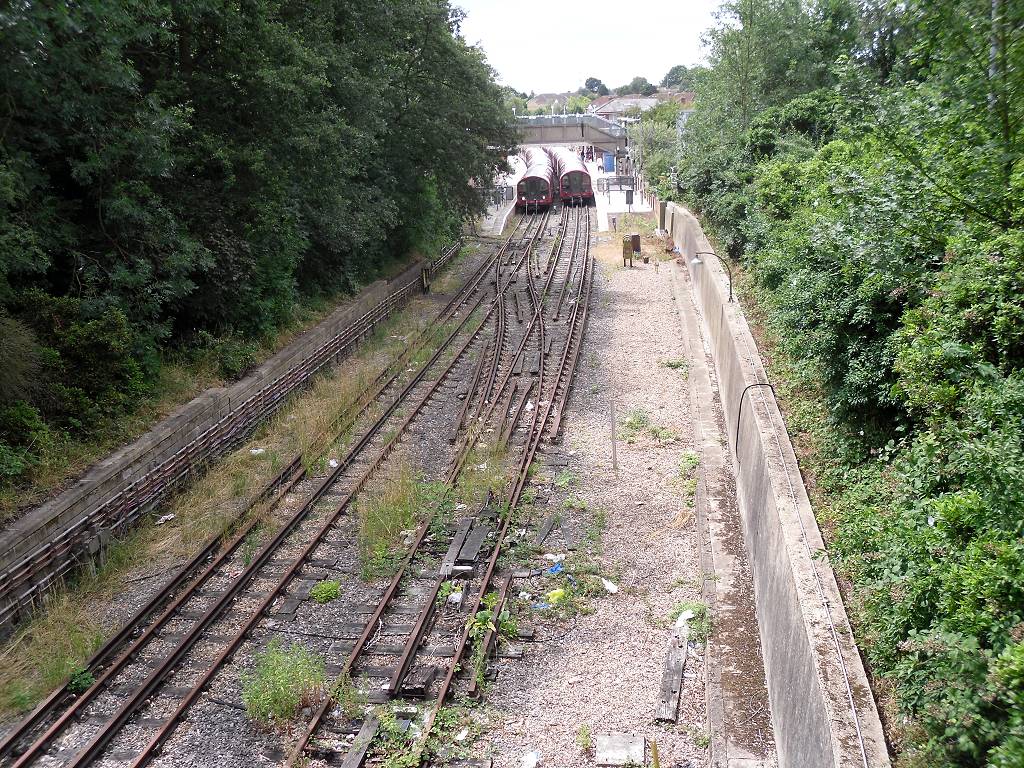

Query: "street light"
left=689, top=250, right=733, bottom=302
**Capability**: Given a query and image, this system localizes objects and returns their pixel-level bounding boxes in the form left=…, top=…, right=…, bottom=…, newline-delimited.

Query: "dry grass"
left=0, top=290, right=447, bottom=720
left=432, top=243, right=480, bottom=295
left=455, top=441, right=510, bottom=508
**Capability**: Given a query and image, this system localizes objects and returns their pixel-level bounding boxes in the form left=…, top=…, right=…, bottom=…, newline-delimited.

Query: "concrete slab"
left=594, top=733, right=645, bottom=766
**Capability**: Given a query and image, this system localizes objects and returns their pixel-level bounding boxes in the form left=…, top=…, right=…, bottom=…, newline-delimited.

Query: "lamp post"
left=688, top=250, right=733, bottom=302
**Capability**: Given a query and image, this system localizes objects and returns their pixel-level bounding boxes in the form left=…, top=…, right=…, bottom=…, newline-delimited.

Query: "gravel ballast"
left=484, top=237, right=723, bottom=768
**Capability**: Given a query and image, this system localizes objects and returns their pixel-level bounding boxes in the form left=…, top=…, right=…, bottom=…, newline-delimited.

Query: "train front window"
left=521, top=177, right=548, bottom=198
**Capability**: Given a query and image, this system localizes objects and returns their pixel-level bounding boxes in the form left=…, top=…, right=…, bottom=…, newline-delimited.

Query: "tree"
left=0, top=0, right=516, bottom=489
left=566, top=94, right=592, bottom=114
left=584, top=76, right=609, bottom=96
left=661, top=64, right=695, bottom=90
left=615, top=76, right=657, bottom=96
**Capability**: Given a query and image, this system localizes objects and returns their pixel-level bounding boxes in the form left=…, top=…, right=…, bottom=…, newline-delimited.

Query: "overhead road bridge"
left=515, top=114, right=627, bottom=152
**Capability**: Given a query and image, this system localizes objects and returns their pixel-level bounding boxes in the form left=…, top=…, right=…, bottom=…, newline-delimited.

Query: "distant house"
left=666, top=90, right=696, bottom=107
left=587, top=95, right=660, bottom=122
left=526, top=92, right=568, bottom=112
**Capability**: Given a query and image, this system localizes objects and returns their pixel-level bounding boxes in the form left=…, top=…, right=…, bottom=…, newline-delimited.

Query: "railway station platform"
left=589, top=160, right=653, bottom=231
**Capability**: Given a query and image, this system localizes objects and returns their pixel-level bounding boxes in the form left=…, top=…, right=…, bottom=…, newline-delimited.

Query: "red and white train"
left=515, top=147, right=556, bottom=211
left=549, top=146, right=594, bottom=206
left=514, top=146, right=594, bottom=211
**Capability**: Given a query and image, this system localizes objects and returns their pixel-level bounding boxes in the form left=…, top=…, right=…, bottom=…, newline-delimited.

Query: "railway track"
left=285, top=206, right=594, bottom=767
left=0, top=207, right=594, bottom=768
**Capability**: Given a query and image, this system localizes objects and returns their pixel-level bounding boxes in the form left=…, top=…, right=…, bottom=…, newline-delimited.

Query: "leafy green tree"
left=673, top=0, right=1024, bottom=764
left=565, top=95, right=592, bottom=114
left=661, top=65, right=695, bottom=90
left=0, top=0, right=515, bottom=491
left=615, top=76, right=657, bottom=96
left=584, top=77, right=609, bottom=96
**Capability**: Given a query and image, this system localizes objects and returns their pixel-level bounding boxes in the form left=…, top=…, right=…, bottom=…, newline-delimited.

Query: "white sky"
left=454, top=0, right=721, bottom=94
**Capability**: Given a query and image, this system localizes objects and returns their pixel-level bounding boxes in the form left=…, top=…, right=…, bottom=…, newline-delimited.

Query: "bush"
left=241, top=641, right=325, bottom=724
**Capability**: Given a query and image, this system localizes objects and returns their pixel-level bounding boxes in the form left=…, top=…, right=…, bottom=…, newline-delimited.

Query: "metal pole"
left=692, top=250, right=733, bottom=302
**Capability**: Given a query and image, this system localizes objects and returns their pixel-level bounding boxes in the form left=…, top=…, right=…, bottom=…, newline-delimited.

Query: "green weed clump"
left=619, top=408, right=677, bottom=443
left=241, top=641, right=326, bottom=724
left=669, top=600, right=710, bottom=645
left=309, top=579, right=341, bottom=604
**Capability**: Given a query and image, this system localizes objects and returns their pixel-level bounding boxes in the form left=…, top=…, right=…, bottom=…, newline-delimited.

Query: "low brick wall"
left=0, top=248, right=457, bottom=634
left=664, top=204, right=890, bottom=768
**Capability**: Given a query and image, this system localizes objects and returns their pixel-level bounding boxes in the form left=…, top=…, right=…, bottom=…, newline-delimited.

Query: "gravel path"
left=484, top=235, right=710, bottom=768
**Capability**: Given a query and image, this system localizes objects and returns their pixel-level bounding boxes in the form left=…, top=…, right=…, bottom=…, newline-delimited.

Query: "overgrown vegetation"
left=669, top=600, right=710, bottom=645
left=466, top=591, right=518, bottom=687
left=0, top=296, right=446, bottom=719
left=0, top=0, right=515, bottom=507
left=356, top=468, right=452, bottom=582
left=669, top=1, right=1024, bottom=764
left=618, top=408, right=677, bottom=444
left=241, top=641, right=326, bottom=725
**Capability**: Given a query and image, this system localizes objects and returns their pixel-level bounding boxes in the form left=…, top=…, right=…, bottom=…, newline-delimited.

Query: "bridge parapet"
left=515, top=114, right=627, bottom=151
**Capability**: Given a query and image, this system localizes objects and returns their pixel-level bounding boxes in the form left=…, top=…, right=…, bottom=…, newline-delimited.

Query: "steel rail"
left=3, top=238, right=505, bottom=768
left=96, top=304, right=495, bottom=768
left=284, top=216, right=550, bottom=767
left=0, top=241, right=500, bottom=766
left=420, top=211, right=594, bottom=750
left=128, top=220, right=543, bottom=768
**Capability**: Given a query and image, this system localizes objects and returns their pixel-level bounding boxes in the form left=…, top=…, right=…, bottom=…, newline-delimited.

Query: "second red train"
left=515, top=146, right=594, bottom=211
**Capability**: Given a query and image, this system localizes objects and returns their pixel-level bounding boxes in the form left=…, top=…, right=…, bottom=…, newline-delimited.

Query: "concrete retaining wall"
left=664, top=204, right=890, bottom=768
left=0, top=252, right=453, bottom=633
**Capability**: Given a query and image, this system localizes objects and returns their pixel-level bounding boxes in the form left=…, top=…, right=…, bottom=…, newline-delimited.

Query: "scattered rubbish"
left=546, top=588, right=566, bottom=605
left=447, top=591, right=464, bottom=605
left=455, top=503, right=468, bottom=511
left=249, top=448, right=265, bottom=455
left=521, top=750, right=541, bottom=768
left=525, top=400, right=535, bottom=411
left=328, top=458, right=339, bottom=468
left=927, top=516, right=936, bottom=527
left=635, top=500, right=645, bottom=506
left=545, top=563, right=564, bottom=576
left=518, top=591, right=532, bottom=600
left=542, top=553, right=566, bottom=562
left=477, top=462, right=488, bottom=470
left=455, top=727, right=469, bottom=742
left=155, top=513, right=175, bottom=526
left=675, top=609, right=695, bottom=628
left=532, top=602, right=551, bottom=610
left=601, top=578, right=619, bottom=594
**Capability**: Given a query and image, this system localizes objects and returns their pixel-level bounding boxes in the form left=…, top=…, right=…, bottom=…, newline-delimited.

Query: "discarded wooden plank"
left=400, top=666, right=438, bottom=698
left=457, top=524, right=490, bottom=563
left=533, top=514, right=558, bottom=546
left=340, top=715, right=379, bottom=768
left=654, top=621, right=690, bottom=722
left=440, top=518, right=473, bottom=577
